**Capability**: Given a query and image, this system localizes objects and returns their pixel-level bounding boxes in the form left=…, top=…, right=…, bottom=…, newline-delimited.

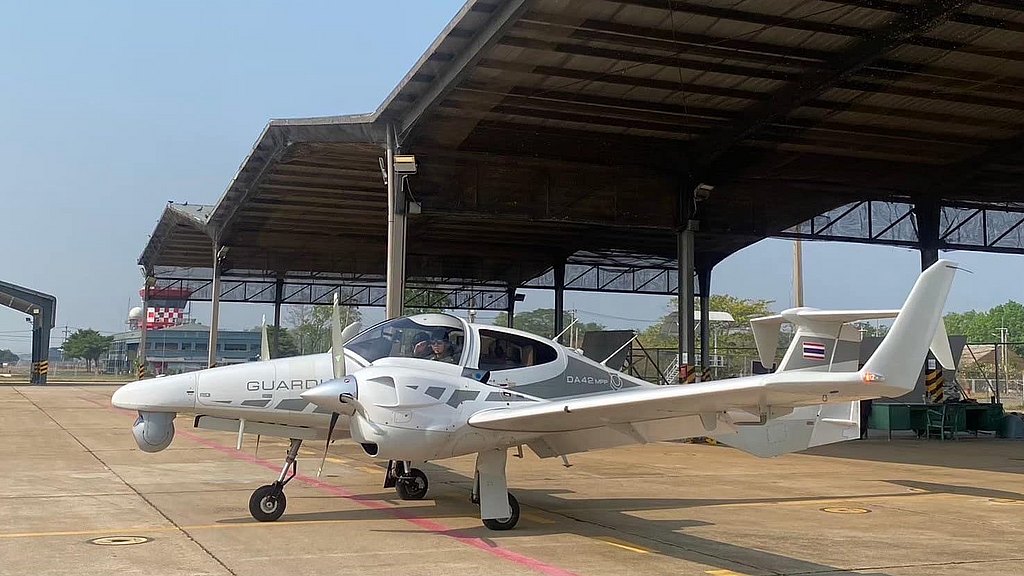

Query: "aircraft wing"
left=467, top=371, right=861, bottom=434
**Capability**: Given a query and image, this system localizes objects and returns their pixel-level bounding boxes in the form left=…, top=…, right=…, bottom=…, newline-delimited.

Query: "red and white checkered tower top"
left=129, top=287, right=192, bottom=331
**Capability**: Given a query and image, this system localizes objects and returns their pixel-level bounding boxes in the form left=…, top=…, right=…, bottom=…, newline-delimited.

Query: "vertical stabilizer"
left=861, top=260, right=958, bottom=394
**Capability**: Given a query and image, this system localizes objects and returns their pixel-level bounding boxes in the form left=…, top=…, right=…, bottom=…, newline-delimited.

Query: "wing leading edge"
left=467, top=370, right=868, bottom=434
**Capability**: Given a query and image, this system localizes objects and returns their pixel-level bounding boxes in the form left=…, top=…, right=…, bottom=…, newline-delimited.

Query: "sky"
left=2, top=1, right=1023, bottom=355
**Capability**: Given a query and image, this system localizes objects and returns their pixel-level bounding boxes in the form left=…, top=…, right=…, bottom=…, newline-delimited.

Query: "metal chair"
left=925, top=404, right=965, bottom=440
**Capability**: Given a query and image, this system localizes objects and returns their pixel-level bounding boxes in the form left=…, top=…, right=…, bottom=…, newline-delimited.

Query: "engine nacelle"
left=132, top=411, right=176, bottom=452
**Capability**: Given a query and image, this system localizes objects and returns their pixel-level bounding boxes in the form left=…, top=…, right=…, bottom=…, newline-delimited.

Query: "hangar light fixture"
left=394, top=155, right=418, bottom=175
left=694, top=183, right=714, bottom=202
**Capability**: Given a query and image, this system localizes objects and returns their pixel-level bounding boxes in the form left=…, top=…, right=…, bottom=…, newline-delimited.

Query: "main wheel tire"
left=249, top=484, right=286, bottom=522
left=395, top=468, right=429, bottom=500
left=482, top=493, right=520, bottom=531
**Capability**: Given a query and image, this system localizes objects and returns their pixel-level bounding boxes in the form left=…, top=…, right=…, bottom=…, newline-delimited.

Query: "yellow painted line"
left=0, top=518, right=356, bottom=540
left=594, top=536, right=651, bottom=554
left=356, top=466, right=382, bottom=475
left=0, top=527, right=174, bottom=540
left=706, top=570, right=747, bottom=576
left=521, top=512, right=556, bottom=525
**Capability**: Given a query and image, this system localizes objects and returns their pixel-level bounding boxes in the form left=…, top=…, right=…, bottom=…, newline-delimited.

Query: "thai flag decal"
left=802, top=341, right=826, bottom=360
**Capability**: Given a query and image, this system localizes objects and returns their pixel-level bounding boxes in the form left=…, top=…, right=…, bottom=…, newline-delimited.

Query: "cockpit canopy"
left=346, top=314, right=466, bottom=365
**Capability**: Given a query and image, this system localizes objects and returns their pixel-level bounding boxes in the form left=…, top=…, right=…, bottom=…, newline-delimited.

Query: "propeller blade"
left=331, top=293, right=345, bottom=379
left=317, top=412, right=340, bottom=478
left=260, top=315, right=271, bottom=361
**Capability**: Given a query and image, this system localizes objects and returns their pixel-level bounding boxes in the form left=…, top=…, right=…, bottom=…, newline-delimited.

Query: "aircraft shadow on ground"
left=886, top=478, right=1024, bottom=502
left=218, top=468, right=903, bottom=576
left=802, top=436, right=1024, bottom=475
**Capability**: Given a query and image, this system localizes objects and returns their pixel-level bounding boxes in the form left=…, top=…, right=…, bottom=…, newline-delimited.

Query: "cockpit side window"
left=477, top=329, right=557, bottom=371
left=347, top=317, right=464, bottom=364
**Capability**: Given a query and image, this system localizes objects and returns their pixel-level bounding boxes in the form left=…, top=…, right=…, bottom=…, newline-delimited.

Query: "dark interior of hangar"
left=144, top=0, right=1024, bottom=282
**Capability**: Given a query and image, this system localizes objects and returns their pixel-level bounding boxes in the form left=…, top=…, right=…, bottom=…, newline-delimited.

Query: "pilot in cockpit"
left=413, top=331, right=458, bottom=363
left=426, top=338, right=456, bottom=363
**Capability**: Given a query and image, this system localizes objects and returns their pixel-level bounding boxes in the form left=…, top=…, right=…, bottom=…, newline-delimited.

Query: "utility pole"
left=997, top=327, right=1009, bottom=401
left=793, top=239, right=804, bottom=307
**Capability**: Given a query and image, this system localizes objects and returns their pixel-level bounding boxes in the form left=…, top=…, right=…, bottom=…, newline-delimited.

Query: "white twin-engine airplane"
left=113, top=260, right=959, bottom=530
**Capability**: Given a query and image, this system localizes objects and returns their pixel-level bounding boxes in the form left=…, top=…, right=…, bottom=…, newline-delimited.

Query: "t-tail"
left=718, top=259, right=958, bottom=457
left=750, top=261, right=957, bottom=383
left=859, top=259, right=958, bottom=397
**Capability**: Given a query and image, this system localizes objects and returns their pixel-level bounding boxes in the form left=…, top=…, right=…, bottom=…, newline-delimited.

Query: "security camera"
left=694, top=183, right=714, bottom=202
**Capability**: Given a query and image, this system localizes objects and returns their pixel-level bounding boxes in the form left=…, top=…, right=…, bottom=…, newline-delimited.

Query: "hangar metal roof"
left=141, top=0, right=1024, bottom=299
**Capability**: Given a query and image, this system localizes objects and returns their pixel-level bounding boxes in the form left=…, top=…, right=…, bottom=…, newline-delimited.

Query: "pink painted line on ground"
left=92, top=392, right=578, bottom=576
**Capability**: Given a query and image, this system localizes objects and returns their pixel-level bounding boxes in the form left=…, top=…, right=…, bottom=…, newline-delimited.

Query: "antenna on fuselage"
left=601, top=332, right=639, bottom=366
left=554, top=316, right=580, bottom=341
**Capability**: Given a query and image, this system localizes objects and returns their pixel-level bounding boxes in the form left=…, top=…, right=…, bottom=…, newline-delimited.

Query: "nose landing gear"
left=384, top=460, right=430, bottom=500
left=248, top=438, right=302, bottom=522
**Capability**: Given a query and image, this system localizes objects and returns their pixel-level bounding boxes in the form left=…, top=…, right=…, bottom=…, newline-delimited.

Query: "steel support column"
left=677, top=222, right=696, bottom=382
left=272, top=274, right=284, bottom=358
left=30, top=317, right=46, bottom=385
left=384, top=125, right=407, bottom=319
left=506, top=287, right=517, bottom=328
left=208, top=244, right=222, bottom=368
left=553, top=264, right=565, bottom=343
left=138, top=279, right=150, bottom=379
left=916, top=199, right=941, bottom=270
left=697, top=265, right=712, bottom=376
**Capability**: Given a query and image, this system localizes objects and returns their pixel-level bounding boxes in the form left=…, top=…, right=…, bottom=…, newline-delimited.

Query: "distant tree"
left=62, top=329, right=113, bottom=372
left=492, top=309, right=605, bottom=340
left=0, top=349, right=18, bottom=364
left=257, top=326, right=300, bottom=358
left=944, top=300, right=1024, bottom=356
left=639, top=295, right=773, bottom=350
left=286, top=304, right=361, bottom=355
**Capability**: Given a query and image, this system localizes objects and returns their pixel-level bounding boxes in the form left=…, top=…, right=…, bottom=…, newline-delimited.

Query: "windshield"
left=346, top=316, right=465, bottom=364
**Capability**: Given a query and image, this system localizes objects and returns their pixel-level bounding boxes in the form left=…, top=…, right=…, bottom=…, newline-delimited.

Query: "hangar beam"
left=0, top=280, right=56, bottom=385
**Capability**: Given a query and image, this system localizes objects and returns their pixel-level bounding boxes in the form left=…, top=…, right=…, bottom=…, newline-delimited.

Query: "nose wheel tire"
left=249, top=484, right=287, bottom=522
left=395, top=468, right=429, bottom=500
left=482, top=493, right=520, bottom=531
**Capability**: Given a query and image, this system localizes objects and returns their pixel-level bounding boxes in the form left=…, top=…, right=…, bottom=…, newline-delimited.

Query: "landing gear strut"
left=248, top=438, right=301, bottom=522
left=474, top=448, right=519, bottom=530
left=385, top=460, right=429, bottom=500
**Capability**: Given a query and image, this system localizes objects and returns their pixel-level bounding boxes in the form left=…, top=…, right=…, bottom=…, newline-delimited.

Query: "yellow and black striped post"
left=38, top=361, right=48, bottom=381
left=30, top=362, right=39, bottom=380
left=137, top=364, right=146, bottom=380
left=679, top=364, right=696, bottom=384
left=925, top=368, right=944, bottom=403
left=700, top=366, right=712, bottom=382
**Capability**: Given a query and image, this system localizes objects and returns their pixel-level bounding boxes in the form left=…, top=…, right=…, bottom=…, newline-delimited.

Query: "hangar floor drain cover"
left=88, top=536, right=152, bottom=546
left=820, top=507, right=870, bottom=514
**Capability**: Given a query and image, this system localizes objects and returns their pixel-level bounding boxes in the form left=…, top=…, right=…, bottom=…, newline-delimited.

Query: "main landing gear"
left=384, top=460, right=429, bottom=500
left=473, top=448, right=519, bottom=531
left=249, top=438, right=301, bottom=522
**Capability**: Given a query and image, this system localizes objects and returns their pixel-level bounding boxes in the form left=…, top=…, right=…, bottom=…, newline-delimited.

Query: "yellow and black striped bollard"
left=925, top=368, right=944, bottom=403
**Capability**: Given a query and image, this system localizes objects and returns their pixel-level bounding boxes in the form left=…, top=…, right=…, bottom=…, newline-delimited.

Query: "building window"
left=194, top=343, right=207, bottom=351
left=223, top=343, right=248, bottom=351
